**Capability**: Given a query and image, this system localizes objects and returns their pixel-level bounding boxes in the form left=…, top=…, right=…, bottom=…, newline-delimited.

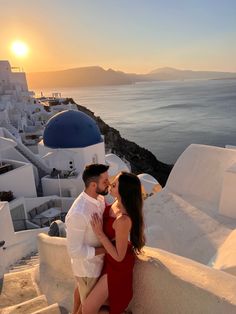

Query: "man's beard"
left=96, top=187, right=109, bottom=196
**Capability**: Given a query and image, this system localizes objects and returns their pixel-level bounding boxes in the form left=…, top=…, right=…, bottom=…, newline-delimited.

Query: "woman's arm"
left=91, top=213, right=131, bottom=262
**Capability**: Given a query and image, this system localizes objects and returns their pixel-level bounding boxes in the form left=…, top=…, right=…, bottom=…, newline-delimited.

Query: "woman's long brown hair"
left=118, top=172, right=145, bottom=253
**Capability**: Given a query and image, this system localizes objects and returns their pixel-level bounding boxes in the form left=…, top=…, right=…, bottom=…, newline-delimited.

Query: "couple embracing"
left=65, top=164, right=145, bottom=314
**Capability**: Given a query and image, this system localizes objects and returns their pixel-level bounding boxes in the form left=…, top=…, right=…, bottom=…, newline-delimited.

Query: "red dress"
left=101, top=204, right=135, bottom=314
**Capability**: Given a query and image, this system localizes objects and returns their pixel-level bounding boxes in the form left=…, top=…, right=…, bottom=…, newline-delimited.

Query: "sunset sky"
left=1, top=0, right=236, bottom=73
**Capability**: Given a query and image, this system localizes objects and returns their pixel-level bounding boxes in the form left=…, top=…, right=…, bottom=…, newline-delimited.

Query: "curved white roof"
left=105, top=153, right=130, bottom=178
left=138, top=173, right=160, bottom=194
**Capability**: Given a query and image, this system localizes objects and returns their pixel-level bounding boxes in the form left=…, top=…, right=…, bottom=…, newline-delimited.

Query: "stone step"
left=1, top=295, right=48, bottom=314
left=10, top=260, right=39, bottom=268
left=8, top=265, right=38, bottom=273
left=0, top=269, right=40, bottom=309
left=30, top=256, right=39, bottom=260
left=17, top=255, right=39, bottom=262
left=31, top=303, right=62, bottom=314
left=11, top=258, right=39, bottom=266
left=26, top=260, right=39, bottom=265
left=8, top=253, right=39, bottom=272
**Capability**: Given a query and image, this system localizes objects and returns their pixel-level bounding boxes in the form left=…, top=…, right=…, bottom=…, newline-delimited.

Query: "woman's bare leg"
left=72, top=287, right=81, bottom=314
left=82, top=274, right=109, bottom=314
left=77, top=305, right=82, bottom=314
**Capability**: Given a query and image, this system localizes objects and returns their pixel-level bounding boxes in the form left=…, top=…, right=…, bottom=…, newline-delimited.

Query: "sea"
left=35, top=79, right=236, bottom=164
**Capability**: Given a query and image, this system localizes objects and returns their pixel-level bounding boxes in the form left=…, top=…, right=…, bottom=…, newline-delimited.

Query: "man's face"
left=96, top=172, right=110, bottom=195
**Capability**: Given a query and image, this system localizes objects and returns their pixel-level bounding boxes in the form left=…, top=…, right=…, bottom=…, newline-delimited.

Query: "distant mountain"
left=145, top=67, right=236, bottom=81
left=26, top=66, right=132, bottom=88
left=26, top=66, right=236, bottom=88
left=149, top=67, right=181, bottom=74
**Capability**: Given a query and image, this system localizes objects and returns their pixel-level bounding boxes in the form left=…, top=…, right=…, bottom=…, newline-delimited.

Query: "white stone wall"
left=0, top=202, right=48, bottom=277
left=37, top=234, right=236, bottom=314
left=1, top=146, right=31, bottom=163
left=10, top=72, right=28, bottom=92
left=0, top=61, right=11, bottom=90
left=9, top=196, right=27, bottom=220
left=166, top=144, right=236, bottom=211
left=143, top=190, right=233, bottom=265
left=219, top=163, right=236, bottom=218
left=213, top=229, right=236, bottom=276
left=0, top=160, right=37, bottom=197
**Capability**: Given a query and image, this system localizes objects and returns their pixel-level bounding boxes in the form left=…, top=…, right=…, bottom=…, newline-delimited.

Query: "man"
left=65, top=164, right=110, bottom=314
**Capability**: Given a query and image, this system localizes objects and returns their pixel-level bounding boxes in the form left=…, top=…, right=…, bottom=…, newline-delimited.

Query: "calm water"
left=35, top=79, right=236, bottom=164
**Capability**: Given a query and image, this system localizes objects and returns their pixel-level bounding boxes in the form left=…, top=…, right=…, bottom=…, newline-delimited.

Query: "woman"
left=82, top=172, right=145, bottom=314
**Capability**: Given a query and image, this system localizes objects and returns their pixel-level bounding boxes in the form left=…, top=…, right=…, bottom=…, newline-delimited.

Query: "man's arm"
left=95, top=247, right=106, bottom=255
left=66, top=213, right=95, bottom=259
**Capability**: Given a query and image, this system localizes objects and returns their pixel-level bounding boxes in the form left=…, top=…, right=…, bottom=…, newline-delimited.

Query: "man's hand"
left=95, top=247, right=106, bottom=255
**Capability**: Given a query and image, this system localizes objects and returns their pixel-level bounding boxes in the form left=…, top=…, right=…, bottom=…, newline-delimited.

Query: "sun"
left=11, top=41, right=29, bottom=57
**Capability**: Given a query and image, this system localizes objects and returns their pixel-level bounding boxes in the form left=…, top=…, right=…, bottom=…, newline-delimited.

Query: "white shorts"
left=76, top=276, right=98, bottom=303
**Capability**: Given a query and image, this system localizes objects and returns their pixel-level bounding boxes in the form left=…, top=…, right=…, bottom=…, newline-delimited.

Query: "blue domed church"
left=39, top=110, right=106, bottom=196
left=43, top=110, right=103, bottom=149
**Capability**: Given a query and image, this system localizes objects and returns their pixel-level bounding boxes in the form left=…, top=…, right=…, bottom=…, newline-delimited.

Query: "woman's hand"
left=90, top=213, right=104, bottom=239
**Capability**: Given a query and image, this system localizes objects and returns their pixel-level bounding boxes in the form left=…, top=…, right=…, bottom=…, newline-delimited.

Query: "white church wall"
left=38, top=133, right=105, bottom=177
left=41, top=175, right=84, bottom=197
left=72, top=142, right=105, bottom=172
left=38, top=140, right=52, bottom=157
left=42, top=149, right=77, bottom=171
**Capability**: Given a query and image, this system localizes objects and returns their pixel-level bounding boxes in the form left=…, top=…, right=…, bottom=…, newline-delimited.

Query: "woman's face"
left=109, top=175, right=120, bottom=198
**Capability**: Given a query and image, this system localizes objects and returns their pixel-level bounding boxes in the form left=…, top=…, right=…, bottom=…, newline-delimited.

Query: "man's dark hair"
left=82, top=164, right=109, bottom=188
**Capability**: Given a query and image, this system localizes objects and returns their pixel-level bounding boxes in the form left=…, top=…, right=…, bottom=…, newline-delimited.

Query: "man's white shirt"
left=65, top=191, right=105, bottom=278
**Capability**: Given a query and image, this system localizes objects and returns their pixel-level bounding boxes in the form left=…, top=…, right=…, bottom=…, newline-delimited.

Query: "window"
left=92, top=154, right=98, bottom=164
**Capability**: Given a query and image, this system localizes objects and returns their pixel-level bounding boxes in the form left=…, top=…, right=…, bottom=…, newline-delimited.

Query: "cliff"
left=59, top=99, right=173, bottom=186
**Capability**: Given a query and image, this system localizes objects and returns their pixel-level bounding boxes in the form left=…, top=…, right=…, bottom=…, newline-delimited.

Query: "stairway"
left=0, top=252, right=65, bottom=314
left=0, top=121, right=22, bottom=141
left=2, top=127, right=51, bottom=196
left=8, top=252, right=39, bottom=273
left=14, top=145, right=46, bottom=196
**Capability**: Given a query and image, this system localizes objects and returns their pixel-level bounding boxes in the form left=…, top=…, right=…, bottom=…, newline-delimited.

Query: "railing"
left=12, top=213, right=67, bottom=229
left=0, top=163, right=14, bottom=175
left=3, top=128, right=51, bottom=176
